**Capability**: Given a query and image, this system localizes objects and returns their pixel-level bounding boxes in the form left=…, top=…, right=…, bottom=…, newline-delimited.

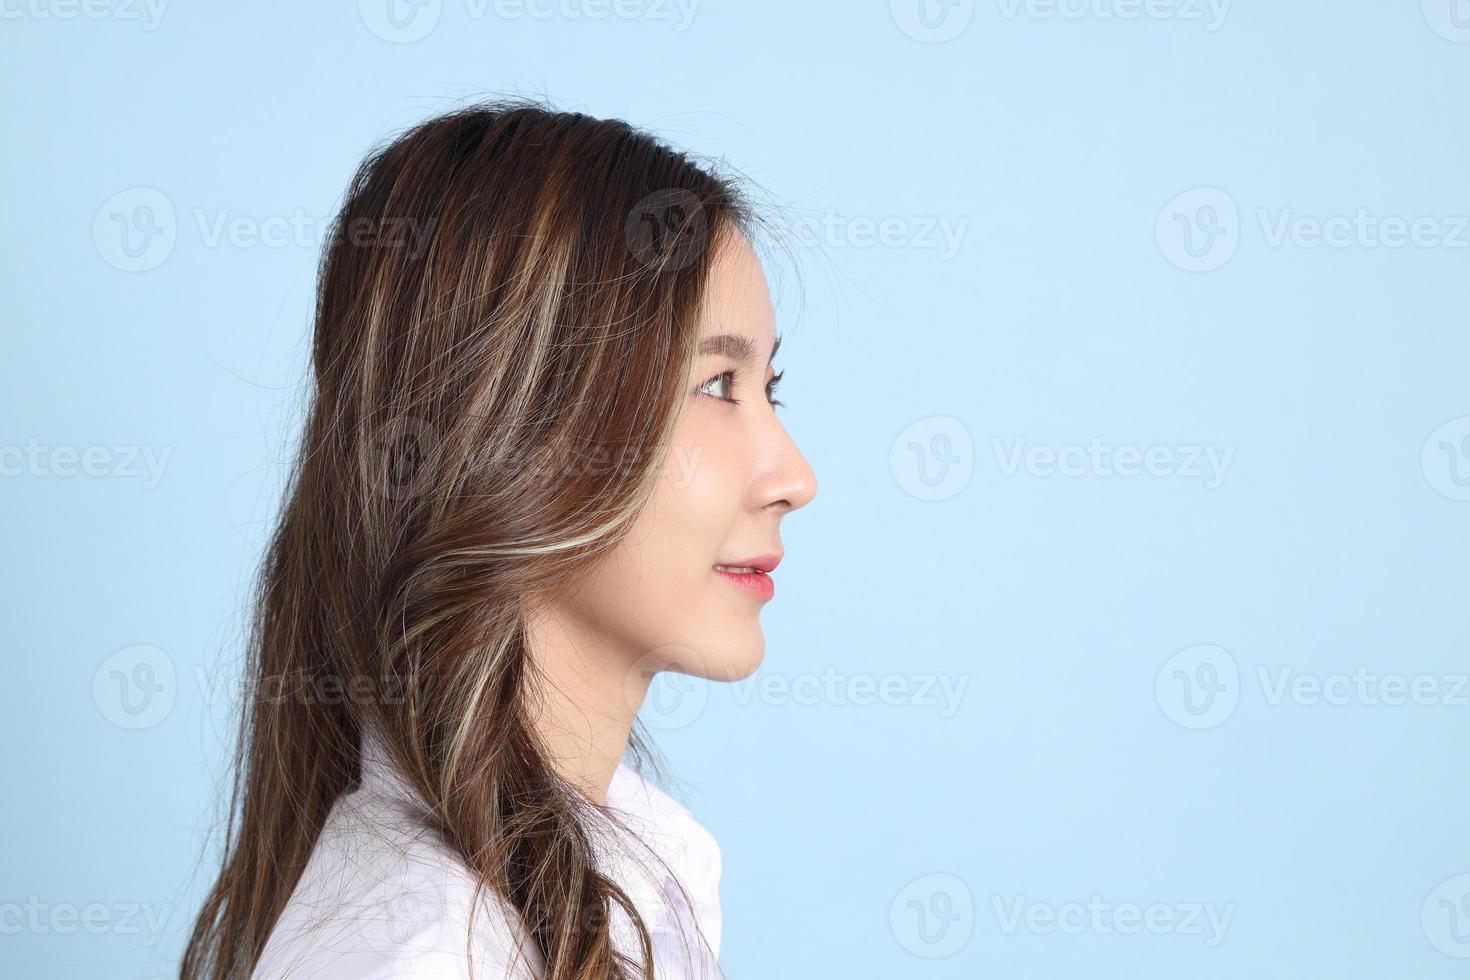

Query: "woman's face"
left=539, top=230, right=817, bottom=691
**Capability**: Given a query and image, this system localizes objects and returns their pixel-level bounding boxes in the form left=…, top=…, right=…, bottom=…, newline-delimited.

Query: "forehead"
left=696, top=230, right=776, bottom=346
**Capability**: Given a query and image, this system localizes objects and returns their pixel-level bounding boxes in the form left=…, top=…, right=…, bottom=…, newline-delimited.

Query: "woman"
left=181, top=100, right=817, bottom=979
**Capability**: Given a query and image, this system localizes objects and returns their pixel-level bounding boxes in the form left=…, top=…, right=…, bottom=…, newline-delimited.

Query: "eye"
left=695, top=367, right=787, bottom=408
left=696, top=369, right=738, bottom=403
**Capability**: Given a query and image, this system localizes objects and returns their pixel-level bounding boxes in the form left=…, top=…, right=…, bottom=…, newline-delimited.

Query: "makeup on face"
left=712, top=554, right=780, bottom=601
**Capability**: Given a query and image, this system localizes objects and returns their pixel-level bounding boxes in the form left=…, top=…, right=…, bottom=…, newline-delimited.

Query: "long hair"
left=181, top=98, right=751, bottom=979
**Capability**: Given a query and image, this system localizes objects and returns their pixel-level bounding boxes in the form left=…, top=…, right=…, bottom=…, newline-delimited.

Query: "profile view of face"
left=550, top=230, right=818, bottom=689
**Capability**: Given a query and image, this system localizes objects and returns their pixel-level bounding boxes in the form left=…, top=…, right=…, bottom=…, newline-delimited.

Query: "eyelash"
left=697, top=368, right=785, bottom=408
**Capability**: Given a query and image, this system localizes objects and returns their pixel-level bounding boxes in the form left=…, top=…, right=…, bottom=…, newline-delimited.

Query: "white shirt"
left=251, top=732, right=723, bottom=979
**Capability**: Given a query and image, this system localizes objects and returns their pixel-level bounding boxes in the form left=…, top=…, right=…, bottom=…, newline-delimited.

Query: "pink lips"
left=713, top=554, right=781, bottom=600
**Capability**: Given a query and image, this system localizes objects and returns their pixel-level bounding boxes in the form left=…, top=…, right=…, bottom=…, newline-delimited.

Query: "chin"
left=665, top=626, right=766, bottom=684
left=704, top=641, right=765, bottom=683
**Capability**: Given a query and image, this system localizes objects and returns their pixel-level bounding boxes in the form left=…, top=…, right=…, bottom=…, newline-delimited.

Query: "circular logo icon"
left=890, top=0, right=976, bottom=43
left=1422, top=416, right=1470, bottom=501
left=358, top=875, right=451, bottom=955
left=92, top=644, right=177, bottom=729
left=889, top=872, right=974, bottom=958
left=626, top=645, right=710, bottom=731
left=1155, top=187, right=1240, bottom=272
left=1155, top=644, right=1239, bottom=730
left=1423, top=0, right=1470, bottom=43
left=889, top=415, right=973, bottom=501
left=1422, top=874, right=1470, bottom=958
left=370, top=414, right=440, bottom=501
left=93, top=187, right=177, bottom=272
left=358, top=0, right=442, bottom=42
left=625, top=189, right=709, bottom=273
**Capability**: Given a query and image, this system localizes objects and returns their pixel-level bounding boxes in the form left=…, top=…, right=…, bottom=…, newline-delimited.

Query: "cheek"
left=614, top=417, right=748, bottom=617
left=558, top=414, right=764, bottom=675
left=579, top=415, right=752, bottom=628
left=656, top=418, right=747, bottom=560
left=669, top=454, right=732, bottom=539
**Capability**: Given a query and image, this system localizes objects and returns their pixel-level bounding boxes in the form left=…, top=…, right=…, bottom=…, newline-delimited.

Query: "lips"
left=713, top=554, right=781, bottom=573
left=712, top=553, right=780, bottom=600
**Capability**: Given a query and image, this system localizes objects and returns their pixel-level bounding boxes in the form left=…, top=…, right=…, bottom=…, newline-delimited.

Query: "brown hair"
left=181, top=98, right=751, bottom=979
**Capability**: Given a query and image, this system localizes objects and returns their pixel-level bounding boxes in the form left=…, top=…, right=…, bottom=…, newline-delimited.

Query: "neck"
left=523, top=602, right=651, bottom=803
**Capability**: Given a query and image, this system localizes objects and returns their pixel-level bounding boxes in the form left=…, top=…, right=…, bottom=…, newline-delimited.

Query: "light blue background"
left=5, top=1, right=1469, bottom=977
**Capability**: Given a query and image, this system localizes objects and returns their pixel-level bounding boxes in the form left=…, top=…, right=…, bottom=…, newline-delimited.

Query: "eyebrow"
left=699, top=333, right=781, bottom=365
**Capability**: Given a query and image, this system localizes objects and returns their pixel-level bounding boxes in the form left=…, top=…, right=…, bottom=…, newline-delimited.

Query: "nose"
left=750, top=410, right=818, bottom=514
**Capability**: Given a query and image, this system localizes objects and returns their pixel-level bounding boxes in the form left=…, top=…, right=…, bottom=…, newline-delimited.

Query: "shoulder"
left=601, top=764, right=724, bottom=958
left=251, top=786, right=543, bottom=980
left=605, top=764, right=721, bottom=879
